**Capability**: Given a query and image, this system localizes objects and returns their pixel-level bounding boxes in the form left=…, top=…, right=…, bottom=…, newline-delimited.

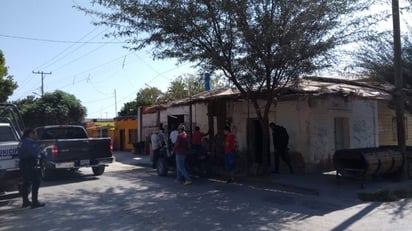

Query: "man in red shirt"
left=191, top=126, right=208, bottom=155
left=224, top=126, right=236, bottom=183
left=173, top=124, right=192, bottom=185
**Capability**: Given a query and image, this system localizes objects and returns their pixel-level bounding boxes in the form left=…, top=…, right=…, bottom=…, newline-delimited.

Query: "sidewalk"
left=113, top=151, right=412, bottom=201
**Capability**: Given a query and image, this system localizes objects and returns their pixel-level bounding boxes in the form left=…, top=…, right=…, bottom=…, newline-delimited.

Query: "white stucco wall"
left=302, top=97, right=377, bottom=169
left=192, top=102, right=209, bottom=131
left=142, top=95, right=379, bottom=172
left=228, top=96, right=379, bottom=171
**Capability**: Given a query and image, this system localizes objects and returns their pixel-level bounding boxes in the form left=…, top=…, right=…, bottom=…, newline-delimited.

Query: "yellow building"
left=86, top=120, right=115, bottom=141
left=114, top=116, right=138, bottom=151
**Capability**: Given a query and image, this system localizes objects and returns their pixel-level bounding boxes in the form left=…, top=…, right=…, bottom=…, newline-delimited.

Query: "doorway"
left=334, top=117, right=350, bottom=150
left=167, top=114, right=185, bottom=131
left=119, top=129, right=125, bottom=151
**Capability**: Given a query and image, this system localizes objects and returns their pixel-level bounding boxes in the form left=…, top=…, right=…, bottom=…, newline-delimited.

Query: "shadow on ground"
left=1, top=152, right=412, bottom=231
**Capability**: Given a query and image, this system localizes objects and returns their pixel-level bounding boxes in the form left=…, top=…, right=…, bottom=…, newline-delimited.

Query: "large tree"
left=353, top=33, right=412, bottom=87
left=0, top=50, right=18, bottom=103
left=13, top=91, right=87, bottom=128
left=119, top=87, right=162, bottom=116
left=79, top=0, right=378, bottom=166
left=164, top=73, right=224, bottom=100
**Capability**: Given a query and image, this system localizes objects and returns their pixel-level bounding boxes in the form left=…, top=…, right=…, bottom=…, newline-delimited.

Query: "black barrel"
left=333, top=146, right=404, bottom=178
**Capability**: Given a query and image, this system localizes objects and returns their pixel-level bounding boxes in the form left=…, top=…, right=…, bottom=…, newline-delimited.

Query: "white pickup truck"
left=0, top=123, right=20, bottom=173
left=0, top=104, right=24, bottom=193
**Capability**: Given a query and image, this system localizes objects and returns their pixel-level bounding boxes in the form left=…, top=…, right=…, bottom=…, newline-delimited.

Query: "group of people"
left=151, top=121, right=294, bottom=186
left=151, top=125, right=237, bottom=184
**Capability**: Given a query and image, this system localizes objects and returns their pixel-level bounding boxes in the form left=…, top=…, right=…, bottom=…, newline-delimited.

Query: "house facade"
left=139, top=77, right=410, bottom=174
left=85, top=119, right=115, bottom=141
left=113, top=116, right=138, bottom=151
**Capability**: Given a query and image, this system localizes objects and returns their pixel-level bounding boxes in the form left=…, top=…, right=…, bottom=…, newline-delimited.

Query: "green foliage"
left=165, top=73, right=204, bottom=100
left=118, top=101, right=138, bottom=116
left=136, top=87, right=162, bottom=106
left=13, top=91, right=86, bottom=128
left=79, top=0, right=377, bottom=114
left=118, top=87, right=162, bottom=116
left=0, top=50, right=18, bottom=103
left=119, top=72, right=225, bottom=115
left=79, top=0, right=375, bottom=92
left=353, top=33, right=412, bottom=87
left=80, top=0, right=378, bottom=165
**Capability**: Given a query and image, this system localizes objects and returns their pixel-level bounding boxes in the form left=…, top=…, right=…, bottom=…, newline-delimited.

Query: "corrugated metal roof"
left=295, top=77, right=392, bottom=100
left=144, top=77, right=394, bottom=111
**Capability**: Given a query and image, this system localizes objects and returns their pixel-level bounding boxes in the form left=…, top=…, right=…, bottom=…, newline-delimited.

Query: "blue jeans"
left=176, top=154, right=191, bottom=182
left=224, top=152, right=236, bottom=172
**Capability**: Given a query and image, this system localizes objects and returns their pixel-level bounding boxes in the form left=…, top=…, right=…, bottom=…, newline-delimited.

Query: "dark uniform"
left=270, top=123, right=294, bottom=174
left=18, top=129, right=45, bottom=209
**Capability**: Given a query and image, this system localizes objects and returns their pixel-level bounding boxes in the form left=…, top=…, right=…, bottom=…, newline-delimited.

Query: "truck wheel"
left=92, top=166, right=105, bottom=176
left=17, top=183, right=22, bottom=195
left=157, top=158, right=168, bottom=176
left=40, top=163, right=53, bottom=181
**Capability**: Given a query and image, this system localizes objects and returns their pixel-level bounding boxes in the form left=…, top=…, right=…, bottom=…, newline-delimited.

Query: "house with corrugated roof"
left=139, top=77, right=411, bottom=175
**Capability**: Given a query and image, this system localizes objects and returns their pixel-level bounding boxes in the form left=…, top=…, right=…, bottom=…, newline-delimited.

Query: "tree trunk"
left=250, top=97, right=271, bottom=172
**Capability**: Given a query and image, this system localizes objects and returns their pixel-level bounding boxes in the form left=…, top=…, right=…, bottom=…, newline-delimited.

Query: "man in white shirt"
left=169, top=126, right=179, bottom=146
left=151, top=131, right=160, bottom=169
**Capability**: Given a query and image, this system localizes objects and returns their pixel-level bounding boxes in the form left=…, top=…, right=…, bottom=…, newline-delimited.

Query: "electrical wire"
left=0, top=33, right=123, bottom=44
left=34, top=27, right=104, bottom=71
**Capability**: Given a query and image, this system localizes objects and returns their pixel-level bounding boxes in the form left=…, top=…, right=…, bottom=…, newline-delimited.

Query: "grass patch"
left=358, top=189, right=412, bottom=202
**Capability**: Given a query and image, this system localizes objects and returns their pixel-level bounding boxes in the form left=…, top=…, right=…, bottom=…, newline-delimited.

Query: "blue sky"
left=0, top=0, right=195, bottom=118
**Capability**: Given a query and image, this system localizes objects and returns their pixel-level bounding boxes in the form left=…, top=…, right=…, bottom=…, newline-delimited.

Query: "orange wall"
left=114, top=118, right=138, bottom=151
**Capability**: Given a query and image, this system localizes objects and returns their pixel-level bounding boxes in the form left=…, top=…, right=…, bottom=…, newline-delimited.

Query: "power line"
left=0, top=33, right=123, bottom=44
left=34, top=27, right=104, bottom=71
left=50, top=40, right=112, bottom=72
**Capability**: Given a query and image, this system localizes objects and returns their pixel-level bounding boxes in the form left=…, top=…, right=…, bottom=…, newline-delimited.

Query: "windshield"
left=0, top=126, right=19, bottom=142
left=37, top=127, right=88, bottom=140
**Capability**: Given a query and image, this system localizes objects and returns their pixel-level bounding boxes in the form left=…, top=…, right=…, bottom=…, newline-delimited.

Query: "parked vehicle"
left=0, top=104, right=24, bottom=192
left=34, top=125, right=113, bottom=180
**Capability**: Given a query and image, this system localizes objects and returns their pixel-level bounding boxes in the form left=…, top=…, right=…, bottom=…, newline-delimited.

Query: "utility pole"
left=32, top=71, right=52, bottom=97
left=392, top=0, right=407, bottom=179
left=114, top=89, right=118, bottom=117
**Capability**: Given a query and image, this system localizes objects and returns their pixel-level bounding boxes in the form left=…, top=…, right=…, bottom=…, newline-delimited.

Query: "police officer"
left=18, top=128, right=45, bottom=209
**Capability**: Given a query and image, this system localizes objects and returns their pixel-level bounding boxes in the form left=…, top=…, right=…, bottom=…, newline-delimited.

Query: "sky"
left=1, top=1, right=411, bottom=119
left=0, top=0, right=196, bottom=119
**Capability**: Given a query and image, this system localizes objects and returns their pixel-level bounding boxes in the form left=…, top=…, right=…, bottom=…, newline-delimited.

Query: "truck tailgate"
left=88, top=137, right=112, bottom=159
left=40, top=138, right=112, bottom=162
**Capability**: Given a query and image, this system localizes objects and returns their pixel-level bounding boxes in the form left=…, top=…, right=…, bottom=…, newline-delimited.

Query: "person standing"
left=173, top=124, right=192, bottom=185
left=169, top=126, right=179, bottom=149
left=191, top=126, right=208, bottom=155
left=223, top=126, right=236, bottom=183
left=151, top=131, right=160, bottom=169
left=270, top=122, right=294, bottom=174
left=18, top=128, right=45, bottom=209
